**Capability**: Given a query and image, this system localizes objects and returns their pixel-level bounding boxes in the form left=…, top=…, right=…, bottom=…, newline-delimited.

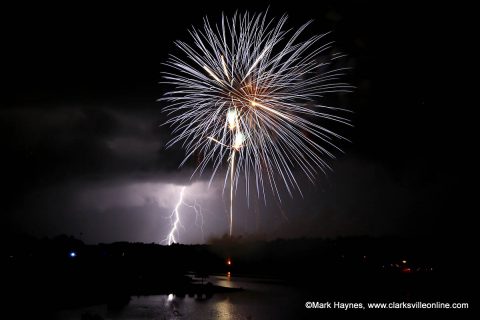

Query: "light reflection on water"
left=215, top=296, right=233, bottom=320
left=57, top=275, right=301, bottom=320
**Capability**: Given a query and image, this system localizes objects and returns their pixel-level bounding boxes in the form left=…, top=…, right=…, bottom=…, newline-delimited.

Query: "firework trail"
left=161, top=11, right=352, bottom=236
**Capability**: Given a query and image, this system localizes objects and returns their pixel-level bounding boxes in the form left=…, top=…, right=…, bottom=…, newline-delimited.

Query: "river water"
left=57, top=275, right=305, bottom=319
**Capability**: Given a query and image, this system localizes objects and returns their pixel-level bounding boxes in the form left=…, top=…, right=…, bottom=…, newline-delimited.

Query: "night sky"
left=2, top=1, right=471, bottom=244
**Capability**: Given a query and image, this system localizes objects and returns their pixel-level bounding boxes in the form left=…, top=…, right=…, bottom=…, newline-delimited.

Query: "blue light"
left=69, top=251, right=77, bottom=258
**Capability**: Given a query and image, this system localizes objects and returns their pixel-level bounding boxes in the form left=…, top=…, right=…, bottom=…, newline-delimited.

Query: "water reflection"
left=214, top=297, right=233, bottom=320
left=58, top=276, right=299, bottom=320
left=215, top=275, right=235, bottom=288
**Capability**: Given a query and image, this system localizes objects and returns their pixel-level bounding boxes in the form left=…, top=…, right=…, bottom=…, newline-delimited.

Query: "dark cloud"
left=0, top=102, right=193, bottom=183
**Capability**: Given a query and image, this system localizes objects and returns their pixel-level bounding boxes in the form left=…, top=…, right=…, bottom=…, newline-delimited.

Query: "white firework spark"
left=161, top=11, right=352, bottom=235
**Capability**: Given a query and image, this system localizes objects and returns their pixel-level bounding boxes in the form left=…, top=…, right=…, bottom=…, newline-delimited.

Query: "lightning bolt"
left=182, top=199, right=205, bottom=243
left=163, top=186, right=206, bottom=245
left=165, top=186, right=186, bottom=245
left=193, top=201, right=205, bottom=242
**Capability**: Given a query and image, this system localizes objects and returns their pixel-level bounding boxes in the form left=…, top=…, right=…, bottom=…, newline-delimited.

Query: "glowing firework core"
left=227, top=109, right=238, bottom=130
left=233, top=132, right=244, bottom=150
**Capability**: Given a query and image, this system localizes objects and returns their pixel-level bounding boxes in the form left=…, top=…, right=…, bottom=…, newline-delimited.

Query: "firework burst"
left=161, top=11, right=352, bottom=234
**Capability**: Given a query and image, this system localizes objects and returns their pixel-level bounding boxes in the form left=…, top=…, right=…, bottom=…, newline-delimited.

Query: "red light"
left=226, top=258, right=232, bottom=266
